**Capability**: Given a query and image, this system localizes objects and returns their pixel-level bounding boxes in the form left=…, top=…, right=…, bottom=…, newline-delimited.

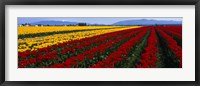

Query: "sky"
left=18, top=17, right=182, bottom=25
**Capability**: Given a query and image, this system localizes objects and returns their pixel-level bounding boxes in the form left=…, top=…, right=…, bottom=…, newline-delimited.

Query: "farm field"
left=18, top=26, right=182, bottom=68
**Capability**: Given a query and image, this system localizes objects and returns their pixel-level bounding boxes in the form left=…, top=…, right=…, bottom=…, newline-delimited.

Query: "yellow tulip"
left=18, top=26, right=141, bottom=52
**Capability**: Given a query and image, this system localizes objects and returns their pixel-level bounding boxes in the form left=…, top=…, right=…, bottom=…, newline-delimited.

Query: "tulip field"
left=18, top=26, right=182, bottom=68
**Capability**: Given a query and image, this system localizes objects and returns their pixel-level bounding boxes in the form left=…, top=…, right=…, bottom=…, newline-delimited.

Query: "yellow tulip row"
left=18, top=26, right=123, bottom=35
left=18, top=26, right=141, bottom=52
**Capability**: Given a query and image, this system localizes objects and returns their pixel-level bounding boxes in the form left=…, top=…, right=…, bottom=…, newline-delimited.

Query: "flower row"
left=136, top=28, right=158, bottom=68
left=156, top=28, right=182, bottom=67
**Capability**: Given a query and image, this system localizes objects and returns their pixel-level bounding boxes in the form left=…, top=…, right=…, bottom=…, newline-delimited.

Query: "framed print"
left=0, top=0, right=199, bottom=86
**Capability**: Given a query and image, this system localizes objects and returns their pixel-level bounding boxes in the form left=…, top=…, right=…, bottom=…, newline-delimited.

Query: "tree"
left=78, top=23, right=87, bottom=26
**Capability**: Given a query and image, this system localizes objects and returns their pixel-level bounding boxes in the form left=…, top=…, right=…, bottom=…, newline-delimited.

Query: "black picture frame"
left=0, top=0, right=199, bottom=86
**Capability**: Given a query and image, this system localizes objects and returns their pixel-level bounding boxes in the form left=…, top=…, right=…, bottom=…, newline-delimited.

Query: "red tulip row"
left=158, top=26, right=182, bottom=34
left=161, top=26, right=182, bottom=39
left=47, top=27, right=146, bottom=68
left=18, top=51, right=59, bottom=68
left=169, top=26, right=182, bottom=34
left=136, top=28, right=158, bottom=68
left=156, top=28, right=182, bottom=67
left=90, top=28, right=150, bottom=68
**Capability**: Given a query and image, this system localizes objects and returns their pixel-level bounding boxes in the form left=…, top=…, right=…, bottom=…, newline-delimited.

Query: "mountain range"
left=19, top=19, right=182, bottom=26
left=112, top=19, right=182, bottom=25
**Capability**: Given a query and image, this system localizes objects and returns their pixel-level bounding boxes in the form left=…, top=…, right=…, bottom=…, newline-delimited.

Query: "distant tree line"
left=18, top=23, right=182, bottom=27
left=19, top=22, right=92, bottom=26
